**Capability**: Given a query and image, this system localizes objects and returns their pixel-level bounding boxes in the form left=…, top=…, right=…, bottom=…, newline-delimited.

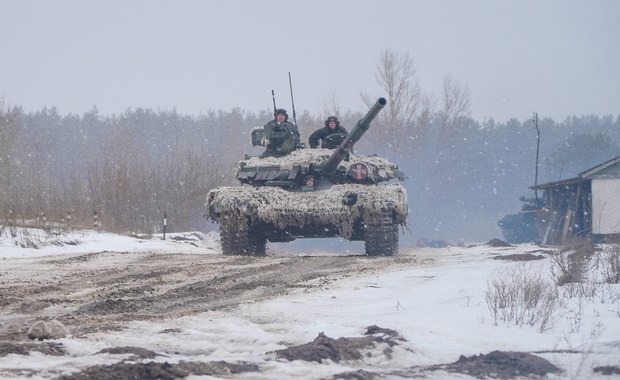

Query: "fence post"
left=93, top=211, right=99, bottom=231
left=163, top=211, right=167, bottom=240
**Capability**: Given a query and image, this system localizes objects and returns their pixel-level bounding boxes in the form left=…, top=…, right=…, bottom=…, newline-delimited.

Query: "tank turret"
left=321, top=97, right=386, bottom=175
left=235, top=97, right=403, bottom=188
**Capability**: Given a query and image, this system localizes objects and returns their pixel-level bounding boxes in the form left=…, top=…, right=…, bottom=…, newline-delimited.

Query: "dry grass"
left=601, top=243, right=620, bottom=284
left=486, top=240, right=620, bottom=336
left=550, top=239, right=596, bottom=286
left=485, top=264, right=561, bottom=332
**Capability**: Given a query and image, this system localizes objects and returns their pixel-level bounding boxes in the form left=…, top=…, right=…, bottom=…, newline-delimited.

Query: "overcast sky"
left=2, top=0, right=619, bottom=122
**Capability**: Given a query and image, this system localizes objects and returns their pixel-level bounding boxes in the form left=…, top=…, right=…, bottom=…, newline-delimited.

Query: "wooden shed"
left=531, top=155, right=620, bottom=244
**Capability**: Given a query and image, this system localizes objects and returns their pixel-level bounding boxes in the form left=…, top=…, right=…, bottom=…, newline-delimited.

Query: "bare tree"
left=321, top=91, right=342, bottom=119
left=0, top=97, right=21, bottom=214
left=156, top=141, right=225, bottom=231
left=295, top=110, right=322, bottom=148
left=441, top=74, right=471, bottom=134
left=85, top=123, right=150, bottom=232
left=363, top=49, right=432, bottom=152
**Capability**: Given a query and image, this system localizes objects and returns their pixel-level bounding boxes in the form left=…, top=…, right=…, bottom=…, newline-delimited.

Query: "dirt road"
left=0, top=246, right=576, bottom=379
left=0, top=250, right=420, bottom=341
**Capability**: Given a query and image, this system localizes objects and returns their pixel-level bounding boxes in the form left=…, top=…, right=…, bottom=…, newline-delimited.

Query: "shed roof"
left=530, top=154, right=620, bottom=190
left=579, top=155, right=620, bottom=179
left=530, top=176, right=581, bottom=190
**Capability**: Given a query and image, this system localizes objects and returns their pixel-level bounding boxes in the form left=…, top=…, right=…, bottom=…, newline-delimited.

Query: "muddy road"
left=0, top=250, right=421, bottom=341
left=0, top=246, right=581, bottom=380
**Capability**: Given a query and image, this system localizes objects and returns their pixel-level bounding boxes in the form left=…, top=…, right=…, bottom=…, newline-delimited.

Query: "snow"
left=0, top=229, right=217, bottom=258
left=1, top=229, right=619, bottom=379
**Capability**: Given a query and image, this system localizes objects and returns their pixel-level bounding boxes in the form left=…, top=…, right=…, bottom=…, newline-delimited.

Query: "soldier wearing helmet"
left=274, top=108, right=289, bottom=123
left=257, top=108, right=301, bottom=158
left=309, top=116, right=348, bottom=149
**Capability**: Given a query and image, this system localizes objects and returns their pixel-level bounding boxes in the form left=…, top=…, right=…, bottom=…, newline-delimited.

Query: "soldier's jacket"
left=262, top=120, right=300, bottom=156
left=308, top=125, right=349, bottom=149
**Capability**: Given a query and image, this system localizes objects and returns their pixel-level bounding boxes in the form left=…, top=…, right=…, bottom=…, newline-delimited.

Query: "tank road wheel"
left=219, top=221, right=266, bottom=256
left=364, top=210, right=399, bottom=256
left=391, top=223, right=400, bottom=254
left=249, top=232, right=267, bottom=256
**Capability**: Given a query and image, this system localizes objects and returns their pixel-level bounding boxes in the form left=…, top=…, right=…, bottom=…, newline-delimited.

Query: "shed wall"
left=592, top=178, right=620, bottom=234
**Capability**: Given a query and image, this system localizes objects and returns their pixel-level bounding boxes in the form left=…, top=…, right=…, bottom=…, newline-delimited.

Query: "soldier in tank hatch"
left=258, top=108, right=301, bottom=158
left=308, top=116, right=348, bottom=149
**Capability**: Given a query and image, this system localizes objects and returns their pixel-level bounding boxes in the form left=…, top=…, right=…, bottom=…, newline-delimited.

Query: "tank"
left=206, top=97, right=408, bottom=256
left=498, top=196, right=544, bottom=244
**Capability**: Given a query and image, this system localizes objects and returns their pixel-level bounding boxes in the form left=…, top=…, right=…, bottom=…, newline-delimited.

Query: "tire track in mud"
left=0, top=251, right=420, bottom=340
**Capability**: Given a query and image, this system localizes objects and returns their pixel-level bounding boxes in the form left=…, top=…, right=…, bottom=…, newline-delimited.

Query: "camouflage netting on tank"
left=240, top=148, right=329, bottom=168
left=238, top=148, right=403, bottom=180
left=354, top=155, right=405, bottom=180
left=207, top=184, right=408, bottom=239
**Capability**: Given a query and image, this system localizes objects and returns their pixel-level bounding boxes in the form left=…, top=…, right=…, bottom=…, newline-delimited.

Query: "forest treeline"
left=1, top=99, right=618, bottom=241
left=2, top=49, right=619, bottom=241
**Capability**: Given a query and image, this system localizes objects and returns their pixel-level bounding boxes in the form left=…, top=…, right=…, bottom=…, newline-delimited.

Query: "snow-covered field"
left=1, top=227, right=619, bottom=379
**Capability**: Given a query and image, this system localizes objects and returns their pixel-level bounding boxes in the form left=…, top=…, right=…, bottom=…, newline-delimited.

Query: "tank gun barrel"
left=321, top=97, right=387, bottom=175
